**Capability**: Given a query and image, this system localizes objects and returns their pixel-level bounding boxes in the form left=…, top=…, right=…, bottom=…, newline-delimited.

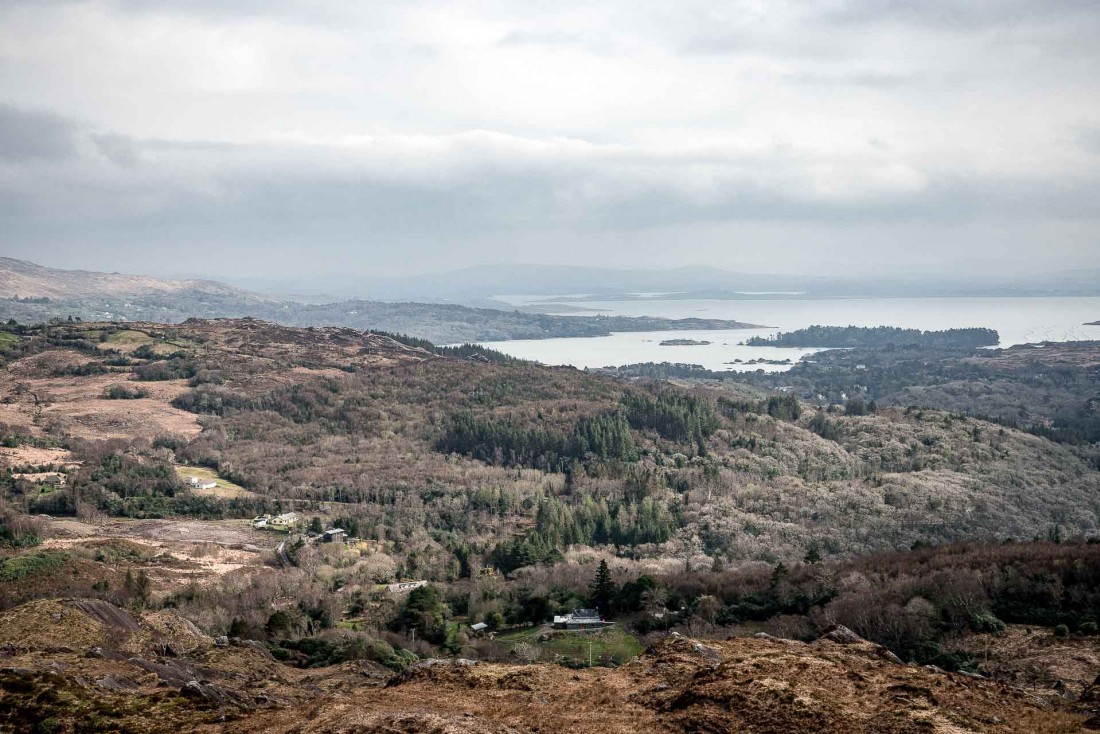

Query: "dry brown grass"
left=0, top=594, right=1092, bottom=734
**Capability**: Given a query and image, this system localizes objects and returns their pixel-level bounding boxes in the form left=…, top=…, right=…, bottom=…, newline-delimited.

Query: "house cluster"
left=187, top=476, right=217, bottom=490
left=251, top=512, right=298, bottom=530
left=552, top=609, right=611, bottom=630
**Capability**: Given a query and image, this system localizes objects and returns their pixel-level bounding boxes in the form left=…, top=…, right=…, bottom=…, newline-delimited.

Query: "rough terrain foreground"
left=0, top=599, right=1093, bottom=733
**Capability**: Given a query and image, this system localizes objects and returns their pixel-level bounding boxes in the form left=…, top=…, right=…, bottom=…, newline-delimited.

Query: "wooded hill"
left=2, top=318, right=1096, bottom=576
left=745, top=324, right=999, bottom=348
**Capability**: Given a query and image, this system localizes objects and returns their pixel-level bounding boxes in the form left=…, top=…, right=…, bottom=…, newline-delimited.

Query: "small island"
left=725, top=358, right=791, bottom=365
left=744, top=325, right=999, bottom=349
left=659, top=338, right=712, bottom=346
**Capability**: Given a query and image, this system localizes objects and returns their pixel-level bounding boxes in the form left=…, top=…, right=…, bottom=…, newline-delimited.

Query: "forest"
left=0, top=318, right=1098, bottom=704
left=744, top=325, right=1000, bottom=348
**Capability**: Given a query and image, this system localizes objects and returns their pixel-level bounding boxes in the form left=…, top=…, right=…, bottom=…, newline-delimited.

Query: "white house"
left=188, top=476, right=217, bottom=490
left=552, top=609, right=611, bottom=630
left=386, top=580, right=428, bottom=595
left=270, top=512, right=298, bottom=528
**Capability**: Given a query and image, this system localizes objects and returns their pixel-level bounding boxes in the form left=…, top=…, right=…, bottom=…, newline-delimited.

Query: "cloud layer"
left=0, top=0, right=1097, bottom=277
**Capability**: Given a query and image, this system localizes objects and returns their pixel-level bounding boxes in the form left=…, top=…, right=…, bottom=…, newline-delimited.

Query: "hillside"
left=0, top=258, right=761, bottom=343
left=0, top=257, right=259, bottom=301
left=1, top=317, right=1098, bottom=732
left=0, top=597, right=1091, bottom=733
left=737, top=340, right=1100, bottom=445
left=1, top=318, right=1097, bottom=560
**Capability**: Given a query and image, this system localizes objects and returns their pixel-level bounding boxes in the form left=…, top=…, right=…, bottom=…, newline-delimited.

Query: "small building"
left=552, top=609, right=611, bottom=631
left=14, top=473, right=66, bottom=487
left=251, top=516, right=269, bottom=528
left=188, top=477, right=217, bottom=490
left=323, top=528, right=347, bottom=544
left=270, top=512, right=298, bottom=528
left=469, top=622, right=489, bottom=634
left=386, top=580, right=428, bottom=595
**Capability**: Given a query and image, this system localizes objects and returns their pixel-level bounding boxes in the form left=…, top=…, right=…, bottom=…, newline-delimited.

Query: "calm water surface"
left=479, top=296, right=1100, bottom=372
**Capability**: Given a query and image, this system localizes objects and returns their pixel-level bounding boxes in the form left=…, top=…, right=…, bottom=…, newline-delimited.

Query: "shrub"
left=969, top=612, right=1006, bottom=634
left=0, top=505, right=44, bottom=549
left=103, top=384, right=150, bottom=400
left=0, top=550, right=70, bottom=582
left=1078, top=621, right=1098, bottom=635
left=1053, top=624, right=1069, bottom=638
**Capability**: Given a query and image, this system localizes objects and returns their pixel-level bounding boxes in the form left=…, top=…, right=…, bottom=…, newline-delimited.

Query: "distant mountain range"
left=224, top=263, right=1100, bottom=304
left=0, top=257, right=265, bottom=302
left=0, top=258, right=760, bottom=343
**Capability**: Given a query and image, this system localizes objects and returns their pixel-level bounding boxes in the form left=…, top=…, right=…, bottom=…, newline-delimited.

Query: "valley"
left=1, top=316, right=1098, bottom=731
left=4, top=1, right=1099, bottom=729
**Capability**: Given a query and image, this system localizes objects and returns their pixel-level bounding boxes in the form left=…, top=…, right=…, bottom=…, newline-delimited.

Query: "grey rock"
left=818, top=624, right=864, bottom=645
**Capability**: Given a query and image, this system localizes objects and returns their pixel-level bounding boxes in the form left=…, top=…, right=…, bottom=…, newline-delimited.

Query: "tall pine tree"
left=589, top=559, right=617, bottom=616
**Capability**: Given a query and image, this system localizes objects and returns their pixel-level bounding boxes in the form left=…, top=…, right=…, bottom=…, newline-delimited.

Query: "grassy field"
left=496, top=625, right=644, bottom=667
left=175, top=465, right=254, bottom=498
left=101, top=328, right=187, bottom=356
left=0, top=331, right=21, bottom=347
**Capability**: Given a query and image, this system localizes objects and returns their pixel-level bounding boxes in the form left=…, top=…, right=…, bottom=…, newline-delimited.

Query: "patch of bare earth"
left=0, top=370, right=200, bottom=441
left=0, top=445, right=76, bottom=467
left=0, top=599, right=1091, bottom=734
left=221, top=633, right=1090, bottom=734
left=32, top=518, right=275, bottom=590
left=962, top=625, right=1100, bottom=702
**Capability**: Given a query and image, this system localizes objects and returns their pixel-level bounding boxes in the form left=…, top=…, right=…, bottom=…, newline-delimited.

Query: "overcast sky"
left=0, top=0, right=1098, bottom=279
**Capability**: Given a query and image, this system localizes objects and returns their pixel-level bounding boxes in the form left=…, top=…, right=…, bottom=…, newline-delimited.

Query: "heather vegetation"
left=740, top=341, right=1100, bottom=447
left=0, top=318, right=1097, bottom=703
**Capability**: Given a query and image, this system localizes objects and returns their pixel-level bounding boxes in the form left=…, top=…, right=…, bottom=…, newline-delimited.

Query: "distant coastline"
left=659, top=338, right=712, bottom=346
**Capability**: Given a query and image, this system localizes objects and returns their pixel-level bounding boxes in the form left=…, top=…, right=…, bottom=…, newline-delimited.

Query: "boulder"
left=818, top=625, right=864, bottom=645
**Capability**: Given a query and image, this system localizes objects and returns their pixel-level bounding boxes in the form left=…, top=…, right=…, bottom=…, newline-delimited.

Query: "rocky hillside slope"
left=0, top=598, right=1093, bottom=733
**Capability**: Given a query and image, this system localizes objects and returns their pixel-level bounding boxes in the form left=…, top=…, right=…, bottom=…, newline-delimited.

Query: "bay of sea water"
left=478, top=296, right=1100, bottom=373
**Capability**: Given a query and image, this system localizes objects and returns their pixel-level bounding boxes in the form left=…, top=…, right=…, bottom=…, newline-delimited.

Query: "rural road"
left=276, top=536, right=291, bottom=566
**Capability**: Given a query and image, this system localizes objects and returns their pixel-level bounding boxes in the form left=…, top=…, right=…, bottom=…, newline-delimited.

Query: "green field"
left=0, top=331, right=21, bottom=347
left=102, top=328, right=188, bottom=355
left=496, top=625, right=644, bottom=667
left=175, top=465, right=254, bottom=498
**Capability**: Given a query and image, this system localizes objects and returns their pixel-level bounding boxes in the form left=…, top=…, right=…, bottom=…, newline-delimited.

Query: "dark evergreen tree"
left=589, top=559, right=617, bottom=615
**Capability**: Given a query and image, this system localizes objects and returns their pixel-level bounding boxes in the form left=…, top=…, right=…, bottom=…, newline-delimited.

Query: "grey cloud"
left=90, top=133, right=140, bottom=167
left=1078, top=127, right=1100, bottom=156
left=0, top=104, right=79, bottom=161
left=2, top=120, right=1095, bottom=244
left=0, top=0, right=1097, bottom=279
left=498, top=30, right=586, bottom=47
left=782, top=70, right=923, bottom=89
left=820, top=0, right=1100, bottom=29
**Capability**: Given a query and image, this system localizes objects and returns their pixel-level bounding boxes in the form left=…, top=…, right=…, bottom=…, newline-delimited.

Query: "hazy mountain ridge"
left=230, top=263, right=1100, bottom=304
left=0, top=257, right=262, bottom=301
left=0, top=259, right=761, bottom=343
